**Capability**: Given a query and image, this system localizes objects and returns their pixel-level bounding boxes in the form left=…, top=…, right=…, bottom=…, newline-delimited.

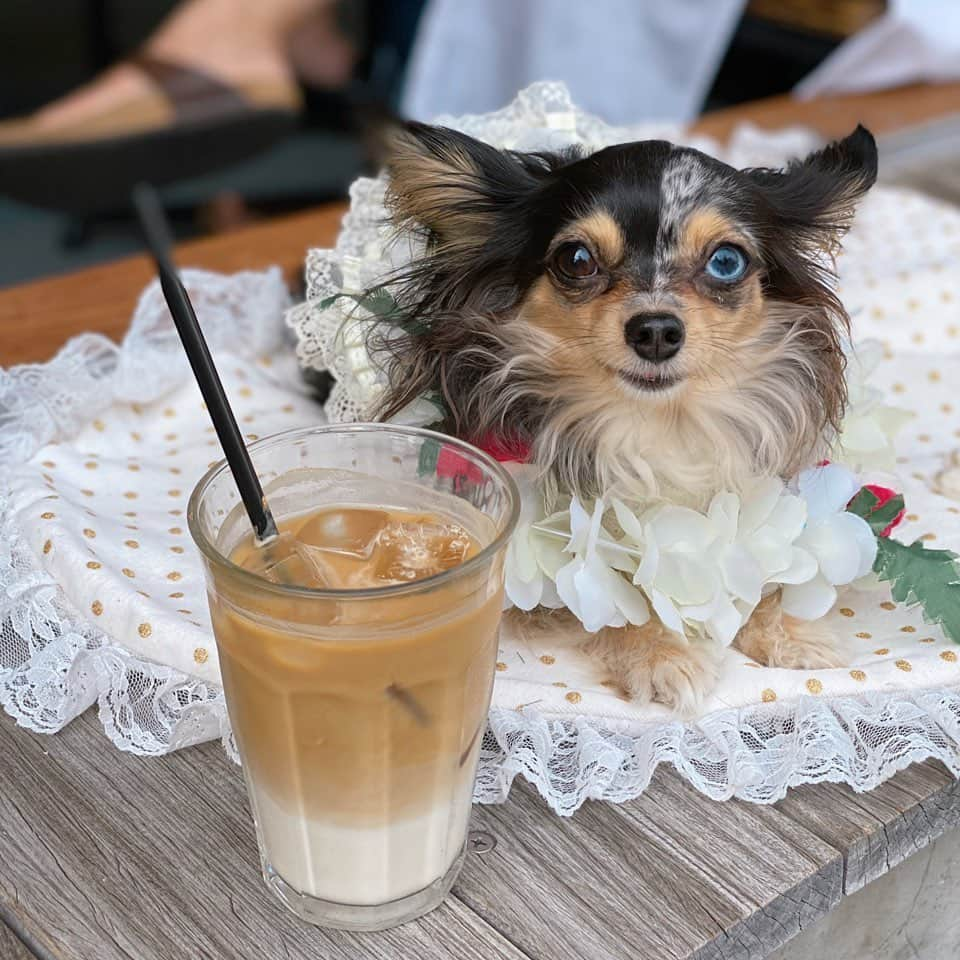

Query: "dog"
left=368, top=120, right=878, bottom=713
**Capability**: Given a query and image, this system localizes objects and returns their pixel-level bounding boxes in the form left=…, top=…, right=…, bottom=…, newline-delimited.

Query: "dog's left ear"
left=746, top=125, right=878, bottom=252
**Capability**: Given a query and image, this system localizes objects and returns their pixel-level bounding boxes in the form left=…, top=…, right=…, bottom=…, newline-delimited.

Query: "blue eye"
left=705, top=245, right=747, bottom=282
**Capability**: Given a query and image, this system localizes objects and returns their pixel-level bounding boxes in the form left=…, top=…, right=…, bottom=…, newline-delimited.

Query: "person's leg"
left=18, top=0, right=349, bottom=134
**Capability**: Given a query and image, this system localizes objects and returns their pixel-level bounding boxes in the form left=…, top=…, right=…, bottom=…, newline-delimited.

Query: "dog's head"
left=376, top=123, right=877, bottom=501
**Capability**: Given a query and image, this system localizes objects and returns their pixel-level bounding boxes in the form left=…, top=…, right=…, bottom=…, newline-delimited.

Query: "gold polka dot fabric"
left=10, top=351, right=320, bottom=685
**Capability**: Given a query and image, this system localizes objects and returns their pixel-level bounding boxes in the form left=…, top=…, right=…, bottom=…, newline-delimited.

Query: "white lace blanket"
left=2, top=92, right=959, bottom=814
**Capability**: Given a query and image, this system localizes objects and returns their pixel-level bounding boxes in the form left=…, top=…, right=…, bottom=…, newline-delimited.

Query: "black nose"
left=624, top=313, right=685, bottom=362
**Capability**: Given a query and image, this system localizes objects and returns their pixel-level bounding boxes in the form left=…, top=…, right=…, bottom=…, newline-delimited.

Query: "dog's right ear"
left=383, top=122, right=556, bottom=252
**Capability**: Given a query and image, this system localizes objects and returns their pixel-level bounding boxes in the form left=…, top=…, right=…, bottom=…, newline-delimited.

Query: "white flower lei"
left=508, top=461, right=871, bottom=644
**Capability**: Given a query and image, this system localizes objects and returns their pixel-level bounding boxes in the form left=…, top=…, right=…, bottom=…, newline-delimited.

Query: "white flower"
left=628, top=502, right=721, bottom=637
left=705, top=479, right=812, bottom=644
left=609, top=480, right=813, bottom=645
left=834, top=339, right=913, bottom=471
left=781, top=464, right=877, bottom=619
left=503, top=465, right=563, bottom=612
left=553, top=497, right=649, bottom=633
left=618, top=478, right=816, bottom=646
left=715, top=479, right=810, bottom=603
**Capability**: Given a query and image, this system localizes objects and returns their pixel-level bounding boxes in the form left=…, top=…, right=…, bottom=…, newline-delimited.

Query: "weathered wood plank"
left=769, top=760, right=960, bottom=893
left=0, top=919, right=35, bottom=960
left=769, top=824, right=960, bottom=960
left=618, top=771, right=843, bottom=960
left=459, top=770, right=843, bottom=960
left=0, top=711, right=527, bottom=960
left=4, top=701, right=958, bottom=960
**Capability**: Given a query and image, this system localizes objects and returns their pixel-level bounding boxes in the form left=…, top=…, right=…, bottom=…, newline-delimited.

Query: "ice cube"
left=295, top=508, right=389, bottom=560
left=261, top=553, right=320, bottom=587
left=371, top=519, right=473, bottom=584
left=249, top=533, right=332, bottom=589
left=289, top=542, right=354, bottom=589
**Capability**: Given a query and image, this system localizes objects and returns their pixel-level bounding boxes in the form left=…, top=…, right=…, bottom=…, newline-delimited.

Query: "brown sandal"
left=0, top=55, right=302, bottom=212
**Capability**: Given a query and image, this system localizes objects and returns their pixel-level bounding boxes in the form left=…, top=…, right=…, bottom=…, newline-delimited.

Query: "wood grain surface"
left=456, top=771, right=842, bottom=960
left=0, top=711, right=525, bottom=960
left=0, top=920, right=33, bottom=960
left=2, top=707, right=957, bottom=960
left=771, top=761, right=960, bottom=894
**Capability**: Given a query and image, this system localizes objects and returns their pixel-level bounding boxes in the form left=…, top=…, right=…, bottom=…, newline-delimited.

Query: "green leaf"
left=846, top=486, right=880, bottom=519
left=318, top=289, right=401, bottom=319
left=845, top=487, right=905, bottom=536
left=873, top=537, right=960, bottom=644
left=318, top=289, right=430, bottom=336
left=417, top=437, right=441, bottom=477
left=357, top=288, right=400, bottom=317
left=867, top=494, right=905, bottom=535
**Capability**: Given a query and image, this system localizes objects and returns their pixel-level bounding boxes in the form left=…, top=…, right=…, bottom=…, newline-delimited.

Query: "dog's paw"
left=768, top=615, right=846, bottom=670
left=735, top=592, right=846, bottom=670
left=649, top=643, right=722, bottom=715
left=622, top=639, right=722, bottom=717
left=584, top=622, right=723, bottom=716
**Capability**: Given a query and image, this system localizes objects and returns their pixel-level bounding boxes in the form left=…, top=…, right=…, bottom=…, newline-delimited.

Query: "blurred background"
left=0, top=0, right=956, bottom=288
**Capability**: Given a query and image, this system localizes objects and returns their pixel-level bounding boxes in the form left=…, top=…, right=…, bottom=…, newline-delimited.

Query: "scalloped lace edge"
left=0, top=482, right=233, bottom=757
left=481, top=688, right=960, bottom=813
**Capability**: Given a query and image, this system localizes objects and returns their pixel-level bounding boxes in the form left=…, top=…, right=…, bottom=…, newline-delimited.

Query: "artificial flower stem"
left=530, top=522, right=645, bottom=559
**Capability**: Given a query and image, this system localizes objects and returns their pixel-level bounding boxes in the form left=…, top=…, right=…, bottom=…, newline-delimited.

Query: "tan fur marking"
left=559, top=210, right=624, bottom=266
left=734, top=592, right=845, bottom=669
left=386, top=132, right=492, bottom=246
left=674, top=281, right=766, bottom=371
left=676, top=208, right=753, bottom=265
left=519, top=275, right=587, bottom=339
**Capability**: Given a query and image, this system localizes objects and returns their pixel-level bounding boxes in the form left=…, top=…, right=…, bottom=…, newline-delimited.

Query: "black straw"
left=132, top=183, right=278, bottom=543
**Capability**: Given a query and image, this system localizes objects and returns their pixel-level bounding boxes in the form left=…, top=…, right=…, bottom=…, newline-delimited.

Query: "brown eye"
left=552, top=242, right=598, bottom=280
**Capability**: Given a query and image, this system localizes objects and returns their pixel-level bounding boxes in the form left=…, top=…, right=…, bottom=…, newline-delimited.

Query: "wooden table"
left=3, top=83, right=960, bottom=960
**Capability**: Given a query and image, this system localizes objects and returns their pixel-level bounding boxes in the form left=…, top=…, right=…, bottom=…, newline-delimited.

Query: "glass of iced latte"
left=188, top=424, right=519, bottom=931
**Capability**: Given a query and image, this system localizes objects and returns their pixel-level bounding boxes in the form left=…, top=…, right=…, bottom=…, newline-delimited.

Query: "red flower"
left=863, top=483, right=905, bottom=537
left=476, top=433, right=531, bottom=463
